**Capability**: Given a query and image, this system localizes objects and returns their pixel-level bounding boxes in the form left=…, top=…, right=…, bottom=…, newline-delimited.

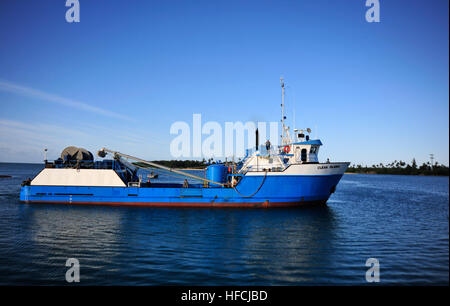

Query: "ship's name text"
left=318, top=165, right=340, bottom=169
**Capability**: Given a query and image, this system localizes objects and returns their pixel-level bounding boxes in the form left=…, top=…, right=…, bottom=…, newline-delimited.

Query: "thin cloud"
left=0, top=80, right=133, bottom=121
left=0, top=118, right=169, bottom=162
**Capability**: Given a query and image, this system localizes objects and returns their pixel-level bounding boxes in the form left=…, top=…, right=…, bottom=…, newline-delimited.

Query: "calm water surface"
left=0, top=163, right=448, bottom=285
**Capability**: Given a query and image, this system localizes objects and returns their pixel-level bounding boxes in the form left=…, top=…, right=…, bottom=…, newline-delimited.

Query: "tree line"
left=346, top=159, right=449, bottom=176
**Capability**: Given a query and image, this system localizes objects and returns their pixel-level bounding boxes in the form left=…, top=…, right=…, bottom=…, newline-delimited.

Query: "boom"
left=98, top=148, right=225, bottom=187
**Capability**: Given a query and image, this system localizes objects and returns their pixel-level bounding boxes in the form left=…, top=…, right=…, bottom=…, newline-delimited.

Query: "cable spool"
left=61, top=146, right=93, bottom=162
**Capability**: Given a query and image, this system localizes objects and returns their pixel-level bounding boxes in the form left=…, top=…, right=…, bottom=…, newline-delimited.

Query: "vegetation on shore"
left=346, top=159, right=449, bottom=176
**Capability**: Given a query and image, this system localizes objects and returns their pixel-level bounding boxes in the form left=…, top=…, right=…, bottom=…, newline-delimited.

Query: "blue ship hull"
left=20, top=174, right=344, bottom=207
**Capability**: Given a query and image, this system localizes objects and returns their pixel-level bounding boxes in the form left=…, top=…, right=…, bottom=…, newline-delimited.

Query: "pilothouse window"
left=301, top=149, right=307, bottom=162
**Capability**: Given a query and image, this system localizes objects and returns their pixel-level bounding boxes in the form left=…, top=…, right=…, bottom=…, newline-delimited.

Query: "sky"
left=0, top=0, right=448, bottom=166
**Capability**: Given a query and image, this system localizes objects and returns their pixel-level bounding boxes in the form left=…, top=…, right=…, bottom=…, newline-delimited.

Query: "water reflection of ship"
left=28, top=207, right=123, bottom=277
left=165, top=205, right=339, bottom=284
left=241, top=206, right=339, bottom=284
left=19, top=203, right=339, bottom=284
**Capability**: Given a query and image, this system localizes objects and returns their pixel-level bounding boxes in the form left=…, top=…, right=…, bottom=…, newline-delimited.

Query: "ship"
left=20, top=78, right=349, bottom=208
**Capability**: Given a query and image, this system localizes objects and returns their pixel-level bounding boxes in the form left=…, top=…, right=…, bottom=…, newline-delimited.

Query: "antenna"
left=279, top=77, right=291, bottom=145
left=430, top=153, right=434, bottom=170
left=280, top=76, right=285, bottom=143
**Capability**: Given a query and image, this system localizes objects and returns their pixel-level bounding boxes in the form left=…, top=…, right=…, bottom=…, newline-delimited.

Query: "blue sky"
left=0, top=0, right=448, bottom=166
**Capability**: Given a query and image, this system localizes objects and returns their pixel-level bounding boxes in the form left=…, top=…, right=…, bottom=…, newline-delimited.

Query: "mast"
left=280, top=77, right=285, bottom=143
left=280, top=77, right=291, bottom=145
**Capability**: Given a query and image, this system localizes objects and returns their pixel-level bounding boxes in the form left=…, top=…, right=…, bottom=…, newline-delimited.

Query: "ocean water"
left=0, top=162, right=448, bottom=285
